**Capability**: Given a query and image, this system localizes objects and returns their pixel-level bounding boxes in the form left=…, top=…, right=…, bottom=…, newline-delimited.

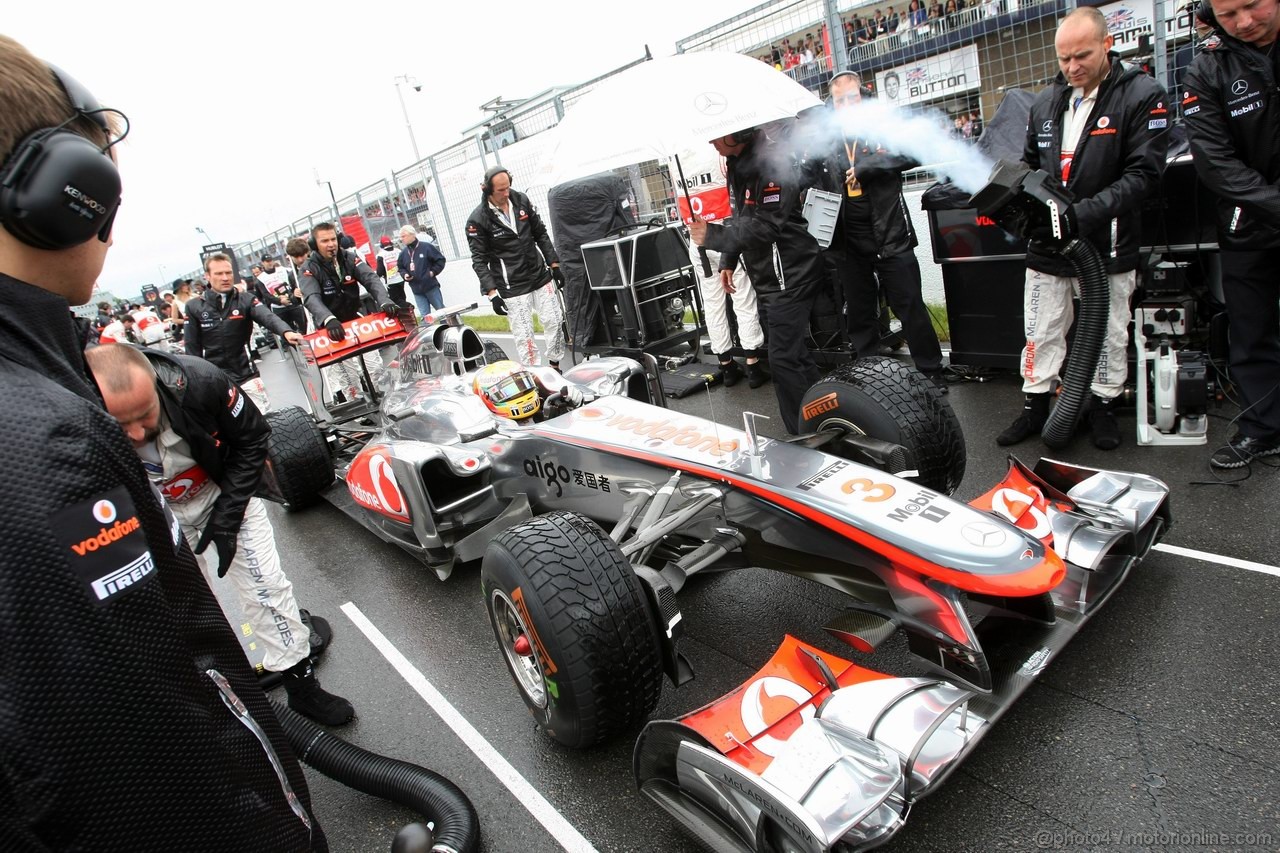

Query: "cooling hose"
left=1040, top=236, right=1109, bottom=448
left=273, top=701, right=480, bottom=853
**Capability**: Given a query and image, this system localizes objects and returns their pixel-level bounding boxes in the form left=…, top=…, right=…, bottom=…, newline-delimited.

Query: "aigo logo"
left=346, top=446, right=411, bottom=522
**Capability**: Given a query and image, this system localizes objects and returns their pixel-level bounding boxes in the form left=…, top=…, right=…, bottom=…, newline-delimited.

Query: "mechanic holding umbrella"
left=185, top=251, right=304, bottom=412
left=689, top=121, right=824, bottom=435
left=86, top=343, right=355, bottom=726
left=1181, top=0, right=1280, bottom=468
left=299, top=220, right=401, bottom=402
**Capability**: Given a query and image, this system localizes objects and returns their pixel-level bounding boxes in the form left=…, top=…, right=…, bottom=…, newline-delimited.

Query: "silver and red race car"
left=267, top=306, right=1170, bottom=853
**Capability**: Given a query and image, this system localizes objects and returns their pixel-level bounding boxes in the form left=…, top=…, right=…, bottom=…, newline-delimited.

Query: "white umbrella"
left=543, top=52, right=822, bottom=188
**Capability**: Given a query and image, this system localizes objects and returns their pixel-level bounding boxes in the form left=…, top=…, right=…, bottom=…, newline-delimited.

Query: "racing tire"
left=482, top=339, right=508, bottom=366
left=799, top=357, right=966, bottom=495
left=481, top=511, right=664, bottom=749
left=264, top=406, right=334, bottom=511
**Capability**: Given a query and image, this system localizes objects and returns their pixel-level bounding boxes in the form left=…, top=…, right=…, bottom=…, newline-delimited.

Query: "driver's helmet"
left=473, top=360, right=541, bottom=420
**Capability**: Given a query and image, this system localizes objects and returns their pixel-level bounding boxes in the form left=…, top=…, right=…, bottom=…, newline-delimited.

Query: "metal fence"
left=205, top=0, right=1195, bottom=285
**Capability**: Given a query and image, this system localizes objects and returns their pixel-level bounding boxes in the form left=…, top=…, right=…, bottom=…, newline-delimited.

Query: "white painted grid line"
left=341, top=601, right=600, bottom=853
left=1153, top=543, right=1280, bottom=579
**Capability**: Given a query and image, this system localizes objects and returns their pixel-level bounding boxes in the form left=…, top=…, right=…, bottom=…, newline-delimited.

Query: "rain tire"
left=264, top=406, right=334, bottom=511
left=482, top=511, right=663, bottom=749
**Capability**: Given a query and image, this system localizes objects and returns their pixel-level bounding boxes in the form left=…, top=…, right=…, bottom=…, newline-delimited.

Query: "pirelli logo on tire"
left=801, top=392, right=839, bottom=421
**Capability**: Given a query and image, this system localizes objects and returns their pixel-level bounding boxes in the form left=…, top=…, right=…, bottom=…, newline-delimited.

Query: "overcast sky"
left=5, top=0, right=749, bottom=297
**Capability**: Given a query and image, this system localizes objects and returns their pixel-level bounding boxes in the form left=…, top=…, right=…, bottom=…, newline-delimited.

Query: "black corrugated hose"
left=1041, top=236, right=1110, bottom=448
left=273, top=701, right=480, bottom=853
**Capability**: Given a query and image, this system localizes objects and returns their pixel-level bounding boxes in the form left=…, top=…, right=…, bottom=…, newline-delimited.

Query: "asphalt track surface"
left=251, top=339, right=1280, bottom=853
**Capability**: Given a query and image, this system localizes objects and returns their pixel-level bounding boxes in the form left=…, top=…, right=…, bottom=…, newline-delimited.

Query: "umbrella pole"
left=673, top=154, right=714, bottom=279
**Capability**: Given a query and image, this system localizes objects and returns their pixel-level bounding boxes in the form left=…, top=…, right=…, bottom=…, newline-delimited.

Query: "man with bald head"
left=998, top=5, right=1168, bottom=450
left=1181, top=0, right=1280, bottom=467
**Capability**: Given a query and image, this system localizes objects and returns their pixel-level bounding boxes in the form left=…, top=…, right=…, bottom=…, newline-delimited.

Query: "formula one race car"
left=265, top=306, right=1170, bottom=853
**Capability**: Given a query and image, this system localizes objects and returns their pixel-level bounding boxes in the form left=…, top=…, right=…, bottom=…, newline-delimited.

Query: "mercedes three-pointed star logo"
left=962, top=521, right=1007, bottom=548
left=694, top=91, right=728, bottom=115
left=1231, top=79, right=1249, bottom=96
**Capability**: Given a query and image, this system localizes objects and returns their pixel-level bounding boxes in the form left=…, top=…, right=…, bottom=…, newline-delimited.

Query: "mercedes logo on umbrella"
left=694, top=91, right=728, bottom=115
left=962, top=521, right=1007, bottom=548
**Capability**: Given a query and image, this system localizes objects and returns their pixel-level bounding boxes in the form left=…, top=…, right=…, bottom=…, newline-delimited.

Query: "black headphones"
left=0, top=64, right=125, bottom=251
left=483, top=166, right=512, bottom=195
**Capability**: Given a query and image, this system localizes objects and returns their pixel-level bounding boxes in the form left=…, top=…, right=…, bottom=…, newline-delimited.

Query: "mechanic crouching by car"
left=300, top=221, right=401, bottom=403
left=467, top=166, right=566, bottom=369
left=185, top=252, right=304, bottom=412
left=1182, top=0, right=1280, bottom=468
left=689, top=122, right=824, bottom=435
left=997, top=5, right=1169, bottom=450
left=86, top=343, right=355, bottom=726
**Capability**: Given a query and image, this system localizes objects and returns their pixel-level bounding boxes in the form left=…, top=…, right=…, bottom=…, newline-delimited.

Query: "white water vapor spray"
left=823, top=99, right=995, bottom=194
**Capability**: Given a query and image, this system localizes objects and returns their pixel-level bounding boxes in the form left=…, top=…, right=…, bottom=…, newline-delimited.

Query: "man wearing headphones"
left=1182, top=0, right=1280, bottom=467
left=0, top=35, right=326, bottom=849
left=466, top=166, right=566, bottom=368
left=299, top=221, right=398, bottom=402
left=689, top=121, right=824, bottom=435
left=185, top=252, right=304, bottom=412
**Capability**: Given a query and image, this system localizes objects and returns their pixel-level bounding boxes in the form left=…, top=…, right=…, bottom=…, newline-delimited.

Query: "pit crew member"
left=820, top=71, right=947, bottom=391
left=299, top=221, right=398, bottom=402
left=689, top=122, right=824, bottom=435
left=466, top=167, right=565, bottom=369
left=254, top=253, right=308, bottom=338
left=86, top=343, right=355, bottom=726
left=998, top=5, right=1169, bottom=450
left=0, top=34, right=325, bottom=848
left=185, top=252, right=303, bottom=412
left=1182, top=0, right=1280, bottom=467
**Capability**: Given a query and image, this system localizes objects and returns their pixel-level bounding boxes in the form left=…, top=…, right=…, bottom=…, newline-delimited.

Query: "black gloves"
left=549, top=265, right=564, bottom=287
left=195, top=523, right=239, bottom=578
left=324, top=318, right=345, bottom=341
left=380, top=301, right=401, bottom=317
left=1030, top=206, right=1078, bottom=243
left=490, top=293, right=508, bottom=316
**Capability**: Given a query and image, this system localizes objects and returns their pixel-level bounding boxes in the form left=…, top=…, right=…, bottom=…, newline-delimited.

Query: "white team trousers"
left=181, top=497, right=310, bottom=673
left=239, top=376, right=270, bottom=413
left=698, top=248, right=765, bottom=356
left=1019, top=268, right=1136, bottom=398
left=507, top=282, right=565, bottom=366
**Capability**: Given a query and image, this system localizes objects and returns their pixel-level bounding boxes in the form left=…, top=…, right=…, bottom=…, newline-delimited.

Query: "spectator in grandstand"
left=997, top=5, right=1169, bottom=450
left=910, top=0, right=928, bottom=26
left=944, top=0, right=960, bottom=20
left=930, top=2, right=945, bottom=20
left=886, top=6, right=900, bottom=31
left=398, top=225, right=447, bottom=316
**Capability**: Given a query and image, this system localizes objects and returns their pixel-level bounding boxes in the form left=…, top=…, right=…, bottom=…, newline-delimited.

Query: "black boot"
left=997, top=393, right=1051, bottom=446
left=1088, top=395, right=1122, bottom=450
left=282, top=659, right=354, bottom=726
left=745, top=360, right=770, bottom=389
left=720, top=359, right=745, bottom=387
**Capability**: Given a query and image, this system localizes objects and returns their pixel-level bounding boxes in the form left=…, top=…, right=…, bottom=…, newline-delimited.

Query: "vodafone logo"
left=310, top=315, right=399, bottom=351
left=990, top=488, right=1051, bottom=539
left=369, top=454, right=409, bottom=520
left=93, top=500, right=117, bottom=524
left=1096, top=115, right=1110, bottom=129
left=740, top=676, right=815, bottom=757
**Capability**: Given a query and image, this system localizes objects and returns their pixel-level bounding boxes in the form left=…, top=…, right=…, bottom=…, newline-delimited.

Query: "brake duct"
left=970, top=161, right=1110, bottom=448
